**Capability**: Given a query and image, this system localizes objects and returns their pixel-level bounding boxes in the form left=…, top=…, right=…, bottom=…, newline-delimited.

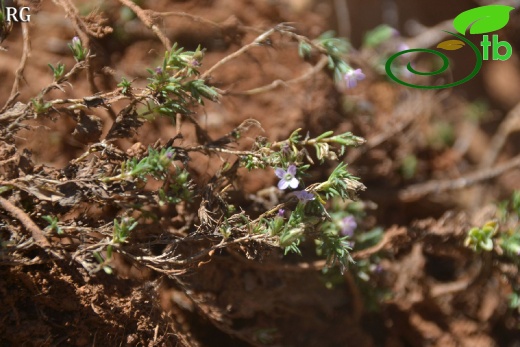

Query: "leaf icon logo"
left=453, top=5, right=514, bottom=35
left=437, top=40, right=465, bottom=51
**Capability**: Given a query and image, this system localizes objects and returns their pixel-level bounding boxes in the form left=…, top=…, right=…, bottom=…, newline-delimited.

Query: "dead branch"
left=0, top=196, right=51, bottom=249
left=157, top=11, right=223, bottom=30
left=228, top=55, right=329, bottom=95
left=201, top=26, right=277, bottom=80
left=0, top=22, right=31, bottom=113
left=400, top=153, right=520, bottom=201
left=118, top=0, right=171, bottom=49
left=480, top=101, right=520, bottom=168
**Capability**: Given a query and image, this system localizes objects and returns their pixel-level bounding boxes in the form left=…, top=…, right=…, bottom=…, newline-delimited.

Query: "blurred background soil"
left=2, top=0, right=520, bottom=346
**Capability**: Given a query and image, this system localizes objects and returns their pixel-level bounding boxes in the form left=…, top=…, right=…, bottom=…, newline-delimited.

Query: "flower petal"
left=278, top=179, right=289, bottom=190
left=275, top=168, right=286, bottom=179
left=354, top=69, right=366, bottom=80
left=288, top=177, right=299, bottom=189
left=287, top=165, right=297, bottom=176
left=294, top=190, right=315, bottom=202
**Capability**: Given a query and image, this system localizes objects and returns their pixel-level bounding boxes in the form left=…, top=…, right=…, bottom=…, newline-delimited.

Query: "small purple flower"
left=275, top=165, right=299, bottom=190
left=155, top=66, right=163, bottom=74
left=277, top=209, right=285, bottom=217
left=390, top=28, right=400, bottom=37
left=281, top=143, right=292, bottom=156
left=72, top=36, right=81, bottom=46
left=294, top=190, right=315, bottom=203
left=344, top=69, right=365, bottom=89
left=370, top=264, right=383, bottom=274
left=340, top=216, right=357, bottom=237
left=397, top=43, right=410, bottom=52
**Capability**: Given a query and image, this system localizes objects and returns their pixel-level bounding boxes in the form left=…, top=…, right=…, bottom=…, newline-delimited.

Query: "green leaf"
left=363, top=24, right=397, bottom=48
left=437, top=39, right=465, bottom=50
left=479, top=238, right=494, bottom=251
left=453, top=5, right=514, bottom=35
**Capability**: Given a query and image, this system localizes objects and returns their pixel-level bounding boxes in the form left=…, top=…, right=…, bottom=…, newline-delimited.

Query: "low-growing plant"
left=465, top=191, right=520, bottom=316
left=0, top=16, right=368, bottom=277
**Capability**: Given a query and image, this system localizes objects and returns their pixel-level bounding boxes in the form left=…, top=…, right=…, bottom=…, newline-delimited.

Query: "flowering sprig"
left=145, top=44, right=219, bottom=119
left=236, top=126, right=365, bottom=267
left=242, top=128, right=364, bottom=170
left=314, top=31, right=351, bottom=82
left=162, top=43, right=205, bottom=77
left=297, top=31, right=366, bottom=89
left=313, top=162, right=366, bottom=201
left=68, top=36, right=88, bottom=62
left=282, top=128, right=365, bottom=162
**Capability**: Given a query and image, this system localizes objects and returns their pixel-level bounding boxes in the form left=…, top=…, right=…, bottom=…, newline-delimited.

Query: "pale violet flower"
left=281, top=143, right=291, bottom=155
left=277, top=208, right=285, bottom=217
left=344, top=69, right=365, bottom=89
left=275, top=165, right=299, bottom=190
left=340, top=216, right=357, bottom=237
left=294, top=190, right=315, bottom=203
left=397, top=43, right=410, bottom=52
left=68, top=36, right=87, bottom=62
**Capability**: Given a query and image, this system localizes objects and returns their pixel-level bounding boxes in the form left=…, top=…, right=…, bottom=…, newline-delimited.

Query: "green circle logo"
left=385, top=5, right=514, bottom=89
left=385, top=32, right=483, bottom=89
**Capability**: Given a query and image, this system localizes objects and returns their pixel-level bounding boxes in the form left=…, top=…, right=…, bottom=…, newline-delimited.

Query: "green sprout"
left=93, top=217, right=138, bottom=275
left=31, top=98, right=52, bottom=115
left=43, top=215, right=63, bottom=235
left=117, top=77, right=132, bottom=95
left=112, top=217, right=137, bottom=244
left=464, top=221, right=498, bottom=252
left=48, top=62, right=65, bottom=81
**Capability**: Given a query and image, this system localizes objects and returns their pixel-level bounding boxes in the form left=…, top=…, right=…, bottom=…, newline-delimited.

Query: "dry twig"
left=118, top=0, right=171, bottom=49
left=0, top=196, right=51, bottom=249
left=0, top=22, right=30, bottom=113
left=228, top=56, right=329, bottom=95
left=400, top=153, right=520, bottom=200
left=480, top=101, right=520, bottom=168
